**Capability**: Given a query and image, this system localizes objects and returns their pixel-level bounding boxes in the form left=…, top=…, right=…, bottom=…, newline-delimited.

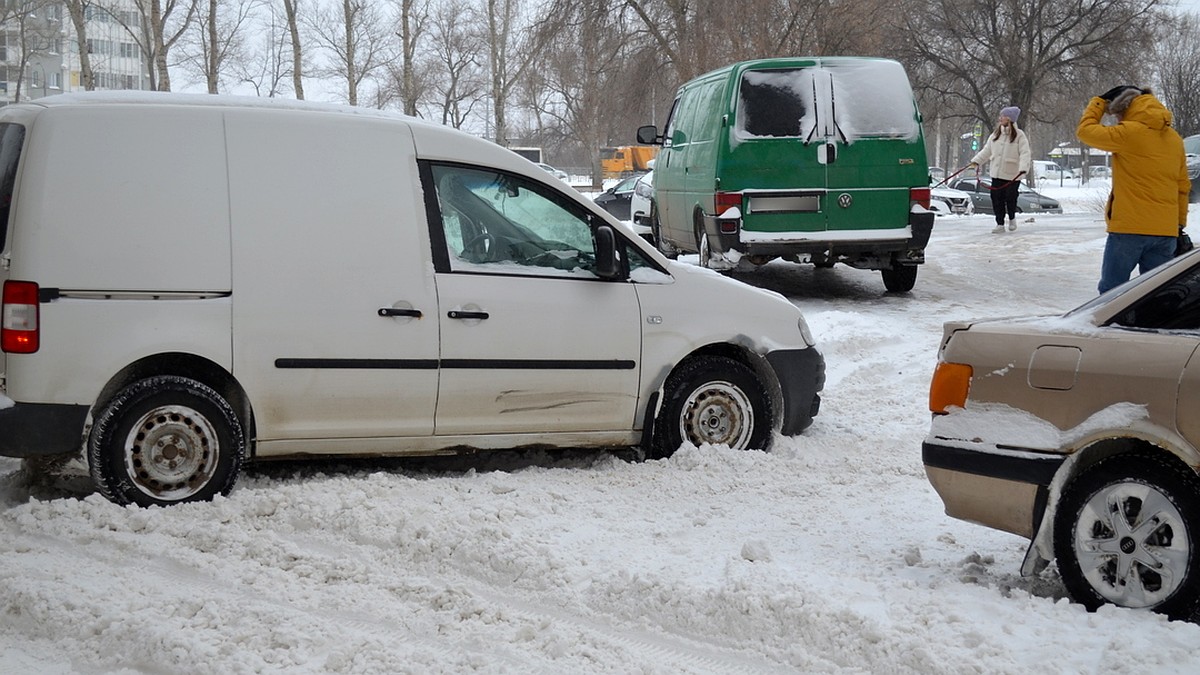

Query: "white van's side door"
left=422, top=163, right=642, bottom=435
left=226, top=112, right=440, bottom=443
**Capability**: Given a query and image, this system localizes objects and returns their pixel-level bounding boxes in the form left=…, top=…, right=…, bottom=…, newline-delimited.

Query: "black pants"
left=989, top=177, right=1020, bottom=224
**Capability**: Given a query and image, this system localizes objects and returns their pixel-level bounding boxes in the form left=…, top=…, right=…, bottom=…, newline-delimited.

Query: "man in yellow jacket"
left=1077, top=85, right=1191, bottom=293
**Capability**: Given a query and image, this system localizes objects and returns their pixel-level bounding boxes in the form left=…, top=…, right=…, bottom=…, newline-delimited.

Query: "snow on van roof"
left=26, top=91, right=457, bottom=130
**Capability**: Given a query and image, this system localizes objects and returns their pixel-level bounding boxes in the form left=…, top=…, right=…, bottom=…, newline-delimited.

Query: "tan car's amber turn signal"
left=929, top=362, right=973, bottom=413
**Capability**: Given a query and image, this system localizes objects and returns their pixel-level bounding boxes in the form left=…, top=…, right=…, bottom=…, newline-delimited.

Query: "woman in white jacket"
left=970, top=106, right=1032, bottom=233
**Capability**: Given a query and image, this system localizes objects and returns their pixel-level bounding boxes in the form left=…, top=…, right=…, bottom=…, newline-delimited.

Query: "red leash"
left=985, top=172, right=1026, bottom=191
left=932, top=164, right=972, bottom=189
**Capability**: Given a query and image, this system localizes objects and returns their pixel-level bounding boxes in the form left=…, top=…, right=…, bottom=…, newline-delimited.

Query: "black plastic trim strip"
left=275, top=358, right=635, bottom=370
left=922, top=441, right=1065, bottom=486
left=275, top=358, right=439, bottom=369
left=441, top=359, right=636, bottom=370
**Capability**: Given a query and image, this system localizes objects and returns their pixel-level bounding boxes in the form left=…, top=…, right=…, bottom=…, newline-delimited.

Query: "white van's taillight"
left=2, top=280, right=40, bottom=353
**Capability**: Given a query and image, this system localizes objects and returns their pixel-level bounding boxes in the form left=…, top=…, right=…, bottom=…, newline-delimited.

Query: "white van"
left=0, top=93, right=824, bottom=506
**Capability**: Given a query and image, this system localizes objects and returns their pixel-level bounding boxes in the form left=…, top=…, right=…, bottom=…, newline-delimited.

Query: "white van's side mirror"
left=594, top=225, right=621, bottom=280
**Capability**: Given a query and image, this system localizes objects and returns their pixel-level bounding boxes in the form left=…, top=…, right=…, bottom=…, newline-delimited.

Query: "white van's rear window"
left=0, top=123, right=24, bottom=251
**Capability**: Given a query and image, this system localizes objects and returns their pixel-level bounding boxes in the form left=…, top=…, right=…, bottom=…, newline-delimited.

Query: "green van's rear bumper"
left=704, top=211, right=934, bottom=266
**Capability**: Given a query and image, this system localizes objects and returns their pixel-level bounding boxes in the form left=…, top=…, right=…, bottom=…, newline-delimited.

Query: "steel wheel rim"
left=679, top=381, right=753, bottom=449
left=123, top=404, right=219, bottom=501
left=1074, top=481, right=1191, bottom=608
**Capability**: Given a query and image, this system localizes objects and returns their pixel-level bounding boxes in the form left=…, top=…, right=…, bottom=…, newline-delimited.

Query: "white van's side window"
left=429, top=164, right=603, bottom=278
left=0, top=123, right=25, bottom=251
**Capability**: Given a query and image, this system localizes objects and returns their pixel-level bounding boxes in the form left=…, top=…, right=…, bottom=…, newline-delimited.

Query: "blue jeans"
left=1098, top=233, right=1176, bottom=293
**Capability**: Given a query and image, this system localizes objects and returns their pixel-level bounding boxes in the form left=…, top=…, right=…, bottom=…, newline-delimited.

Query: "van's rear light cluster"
left=2, top=280, right=39, bottom=353
left=715, top=191, right=742, bottom=234
left=910, top=187, right=931, bottom=210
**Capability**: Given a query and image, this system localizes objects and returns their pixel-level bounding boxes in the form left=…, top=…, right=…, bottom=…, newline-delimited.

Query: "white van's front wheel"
left=89, top=376, right=246, bottom=507
left=652, top=356, right=774, bottom=459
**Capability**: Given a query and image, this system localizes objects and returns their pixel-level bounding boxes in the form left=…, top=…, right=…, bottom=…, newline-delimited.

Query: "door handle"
left=378, top=307, right=423, bottom=318
left=448, top=310, right=489, bottom=320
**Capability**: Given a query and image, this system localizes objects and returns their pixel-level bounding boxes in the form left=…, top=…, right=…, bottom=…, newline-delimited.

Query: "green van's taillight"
left=715, top=191, right=742, bottom=233
left=910, top=187, right=931, bottom=209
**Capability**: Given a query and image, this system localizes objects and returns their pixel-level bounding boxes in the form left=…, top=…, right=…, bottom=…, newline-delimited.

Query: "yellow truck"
left=600, top=145, right=657, bottom=178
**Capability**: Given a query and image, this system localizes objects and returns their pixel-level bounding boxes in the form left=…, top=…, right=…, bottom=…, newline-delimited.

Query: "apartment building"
left=0, top=1, right=149, bottom=105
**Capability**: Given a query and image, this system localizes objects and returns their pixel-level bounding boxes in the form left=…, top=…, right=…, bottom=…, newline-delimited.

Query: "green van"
left=637, top=57, right=933, bottom=292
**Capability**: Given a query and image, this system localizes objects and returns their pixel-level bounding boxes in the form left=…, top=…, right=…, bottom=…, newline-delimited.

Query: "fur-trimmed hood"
left=1109, top=87, right=1173, bottom=130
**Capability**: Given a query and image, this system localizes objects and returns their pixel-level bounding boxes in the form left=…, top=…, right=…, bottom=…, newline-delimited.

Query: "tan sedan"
left=924, top=250, right=1200, bottom=620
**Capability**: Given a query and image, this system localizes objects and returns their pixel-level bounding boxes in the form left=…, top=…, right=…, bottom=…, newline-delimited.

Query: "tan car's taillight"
left=929, top=362, right=972, bottom=413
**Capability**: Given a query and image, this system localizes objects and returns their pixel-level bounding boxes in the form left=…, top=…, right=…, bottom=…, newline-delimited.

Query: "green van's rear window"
left=739, top=69, right=808, bottom=138
left=736, top=61, right=920, bottom=142
left=0, top=123, right=25, bottom=251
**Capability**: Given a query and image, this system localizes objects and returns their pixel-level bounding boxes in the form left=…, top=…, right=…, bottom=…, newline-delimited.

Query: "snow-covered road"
left=4, top=193, right=1200, bottom=673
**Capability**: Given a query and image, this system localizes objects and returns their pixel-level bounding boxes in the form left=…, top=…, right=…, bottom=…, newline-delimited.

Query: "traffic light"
left=971, top=139, right=978, bottom=150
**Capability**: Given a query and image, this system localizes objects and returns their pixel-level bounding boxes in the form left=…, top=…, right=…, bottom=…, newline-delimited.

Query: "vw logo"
left=837, top=193, right=853, bottom=209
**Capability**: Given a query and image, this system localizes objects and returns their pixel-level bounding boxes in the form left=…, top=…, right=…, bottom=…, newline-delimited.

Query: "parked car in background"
left=929, top=184, right=974, bottom=216
left=929, top=166, right=946, bottom=185
left=1033, top=159, right=1072, bottom=183
left=948, top=176, right=1062, bottom=214
left=1185, top=134, right=1199, bottom=202
left=1087, top=165, right=1112, bottom=179
left=535, top=162, right=570, bottom=182
left=924, top=249, right=1200, bottom=619
left=629, top=170, right=656, bottom=245
left=593, top=174, right=642, bottom=221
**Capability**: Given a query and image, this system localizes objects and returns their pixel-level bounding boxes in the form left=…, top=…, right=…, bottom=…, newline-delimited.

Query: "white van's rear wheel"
left=89, top=376, right=245, bottom=507
left=652, top=356, right=774, bottom=458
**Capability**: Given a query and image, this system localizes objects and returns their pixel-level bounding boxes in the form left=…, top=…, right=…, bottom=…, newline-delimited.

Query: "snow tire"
left=88, top=375, right=245, bottom=507
left=651, top=356, right=774, bottom=459
left=1053, top=451, right=1200, bottom=620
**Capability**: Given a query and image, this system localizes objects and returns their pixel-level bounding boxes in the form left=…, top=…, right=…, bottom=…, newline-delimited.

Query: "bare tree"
left=482, top=0, right=551, bottom=144
left=310, top=0, right=394, bottom=106
left=896, top=0, right=1165, bottom=141
left=281, top=0, right=305, bottom=98
left=390, top=0, right=428, bottom=115
left=236, top=1, right=292, bottom=96
left=65, top=0, right=95, bottom=90
left=98, top=0, right=199, bottom=91
left=4, top=0, right=60, bottom=102
left=1155, top=13, right=1200, bottom=138
left=424, top=0, right=485, bottom=127
left=532, top=1, right=629, bottom=186
left=179, top=0, right=260, bottom=93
